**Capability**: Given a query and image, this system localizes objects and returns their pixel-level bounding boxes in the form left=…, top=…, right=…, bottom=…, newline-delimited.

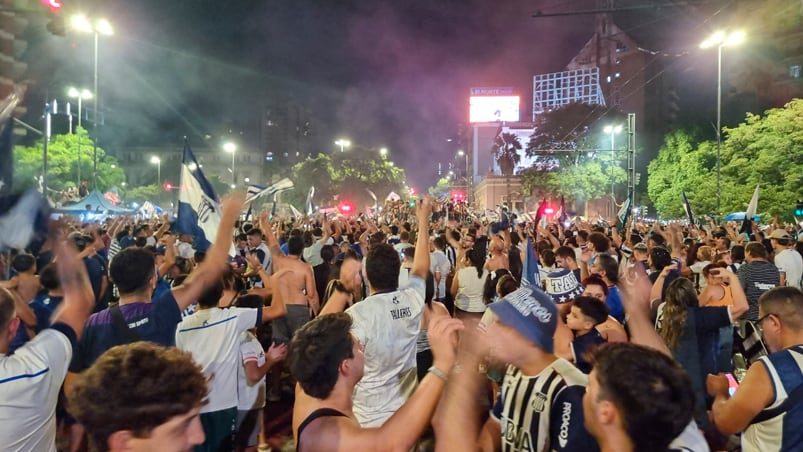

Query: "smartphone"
left=726, top=373, right=739, bottom=397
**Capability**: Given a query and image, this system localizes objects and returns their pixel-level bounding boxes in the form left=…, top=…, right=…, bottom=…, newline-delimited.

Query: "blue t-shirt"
left=571, top=328, right=606, bottom=374
left=605, top=286, right=625, bottom=324
left=8, top=294, right=63, bottom=354
left=69, top=290, right=182, bottom=373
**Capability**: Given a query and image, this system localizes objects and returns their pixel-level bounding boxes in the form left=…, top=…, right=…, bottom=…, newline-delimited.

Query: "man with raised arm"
left=291, top=313, right=462, bottom=451
left=1, top=231, right=95, bottom=451
left=67, top=195, right=245, bottom=381
left=320, top=197, right=433, bottom=427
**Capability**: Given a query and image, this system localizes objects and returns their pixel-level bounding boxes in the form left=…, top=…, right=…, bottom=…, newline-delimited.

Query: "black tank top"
left=296, top=407, right=348, bottom=451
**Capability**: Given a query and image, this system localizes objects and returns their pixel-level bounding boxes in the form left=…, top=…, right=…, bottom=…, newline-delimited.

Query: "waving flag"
left=521, top=237, right=541, bottom=289
left=557, top=195, right=568, bottom=225
left=0, top=190, right=50, bottom=252
left=177, top=143, right=222, bottom=252
left=305, top=186, right=316, bottom=215
left=681, top=191, right=695, bottom=226
left=245, top=178, right=294, bottom=204
left=617, top=194, right=632, bottom=234
left=289, top=204, right=303, bottom=218
left=739, top=184, right=760, bottom=235
left=366, top=189, right=378, bottom=217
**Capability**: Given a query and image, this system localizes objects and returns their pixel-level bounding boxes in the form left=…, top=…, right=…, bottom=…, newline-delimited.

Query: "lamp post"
left=223, top=141, right=237, bottom=189
left=458, top=149, right=470, bottom=201
left=603, top=125, right=623, bottom=216
left=150, top=156, right=161, bottom=186
left=335, top=139, right=351, bottom=153
left=68, top=87, right=92, bottom=187
left=71, top=15, right=112, bottom=190
left=379, top=147, right=388, bottom=157
left=700, top=30, right=745, bottom=215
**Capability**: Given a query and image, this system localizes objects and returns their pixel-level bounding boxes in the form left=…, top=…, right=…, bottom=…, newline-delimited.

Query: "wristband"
left=428, top=366, right=448, bottom=382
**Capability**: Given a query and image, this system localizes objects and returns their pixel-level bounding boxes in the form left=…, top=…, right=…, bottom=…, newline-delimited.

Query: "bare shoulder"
left=298, top=414, right=364, bottom=452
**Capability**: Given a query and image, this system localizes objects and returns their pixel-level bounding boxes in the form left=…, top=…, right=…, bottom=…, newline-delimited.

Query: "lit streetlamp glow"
left=150, top=156, right=161, bottom=186
left=68, top=87, right=93, bottom=186
left=335, top=139, right=351, bottom=152
left=223, top=142, right=237, bottom=188
left=379, top=147, right=388, bottom=157
left=603, top=125, right=623, bottom=214
left=700, top=30, right=746, bottom=214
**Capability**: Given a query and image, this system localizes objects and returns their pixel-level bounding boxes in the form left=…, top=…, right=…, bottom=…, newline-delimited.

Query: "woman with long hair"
left=656, top=274, right=747, bottom=430
left=450, top=248, right=489, bottom=325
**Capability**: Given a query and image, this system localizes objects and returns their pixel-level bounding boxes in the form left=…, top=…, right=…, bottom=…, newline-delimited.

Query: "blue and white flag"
left=305, top=186, right=316, bottom=215
left=366, top=189, right=377, bottom=217
left=245, top=178, right=294, bottom=204
left=521, top=237, right=541, bottom=289
left=177, top=143, right=222, bottom=252
left=0, top=190, right=50, bottom=252
left=681, top=191, right=695, bottom=226
left=617, top=194, right=632, bottom=234
left=289, top=204, right=303, bottom=218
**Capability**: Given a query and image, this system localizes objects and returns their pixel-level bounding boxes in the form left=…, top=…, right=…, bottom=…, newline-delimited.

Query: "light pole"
left=223, top=141, right=237, bottom=189
left=458, top=149, right=470, bottom=201
left=700, top=30, right=745, bottom=215
left=68, top=87, right=92, bottom=187
left=603, top=124, right=623, bottom=216
left=379, top=147, right=388, bottom=157
left=150, top=156, right=161, bottom=186
left=71, top=15, right=112, bottom=190
left=335, top=139, right=351, bottom=153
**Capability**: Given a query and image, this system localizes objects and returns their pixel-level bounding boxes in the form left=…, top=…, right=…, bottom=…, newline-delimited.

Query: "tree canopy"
left=282, top=147, right=407, bottom=210
left=13, top=128, right=126, bottom=193
left=647, top=99, right=803, bottom=220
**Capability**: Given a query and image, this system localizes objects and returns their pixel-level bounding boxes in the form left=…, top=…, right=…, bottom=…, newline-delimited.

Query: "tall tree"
left=13, top=128, right=126, bottom=194
left=491, top=132, right=522, bottom=176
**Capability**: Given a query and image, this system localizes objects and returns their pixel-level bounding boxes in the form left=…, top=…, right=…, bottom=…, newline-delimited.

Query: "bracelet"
left=428, top=366, right=448, bottom=382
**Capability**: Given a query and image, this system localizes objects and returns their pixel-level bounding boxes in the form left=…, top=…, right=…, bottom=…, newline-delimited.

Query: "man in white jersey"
left=770, top=230, right=802, bottom=289
left=0, top=236, right=94, bottom=452
left=434, top=286, right=599, bottom=451
left=708, top=286, right=803, bottom=452
left=320, top=197, right=433, bottom=427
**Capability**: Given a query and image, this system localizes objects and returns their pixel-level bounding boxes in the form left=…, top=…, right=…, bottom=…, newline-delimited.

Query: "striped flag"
left=0, top=190, right=50, bottom=252
left=306, top=186, right=316, bottom=215
left=366, top=189, right=378, bottom=217
left=289, top=204, right=303, bottom=218
left=681, top=191, right=695, bottom=226
left=176, top=142, right=222, bottom=252
left=617, top=194, right=632, bottom=234
left=521, top=237, right=541, bottom=289
left=245, top=178, right=294, bottom=204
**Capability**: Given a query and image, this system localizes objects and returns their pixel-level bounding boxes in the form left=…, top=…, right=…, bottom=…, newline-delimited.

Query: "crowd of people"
left=1, top=192, right=802, bottom=452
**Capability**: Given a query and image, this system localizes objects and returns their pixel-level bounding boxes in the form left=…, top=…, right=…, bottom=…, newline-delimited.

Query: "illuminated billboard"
left=469, top=95, right=520, bottom=123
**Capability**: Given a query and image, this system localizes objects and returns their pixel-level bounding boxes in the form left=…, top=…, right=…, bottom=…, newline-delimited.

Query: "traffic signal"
left=795, top=200, right=803, bottom=217
left=163, top=182, right=172, bottom=191
left=41, top=0, right=63, bottom=13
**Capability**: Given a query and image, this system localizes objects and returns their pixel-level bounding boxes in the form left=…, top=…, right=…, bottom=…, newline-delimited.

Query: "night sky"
left=21, top=0, right=740, bottom=189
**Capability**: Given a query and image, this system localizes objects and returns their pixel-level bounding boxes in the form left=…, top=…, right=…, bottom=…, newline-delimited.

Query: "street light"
left=603, top=125, right=623, bottom=215
left=68, top=87, right=93, bottom=187
left=150, top=156, right=161, bottom=186
left=335, top=139, right=351, bottom=152
left=457, top=149, right=470, bottom=202
left=223, top=141, right=237, bottom=188
left=700, top=30, right=745, bottom=215
left=379, top=147, right=388, bottom=157
left=71, top=15, right=113, bottom=190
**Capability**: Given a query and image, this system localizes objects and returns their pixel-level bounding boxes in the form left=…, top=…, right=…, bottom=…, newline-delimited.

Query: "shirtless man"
left=259, top=212, right=320, bottom=401
left=484, top=234, right=509, bottom=272
left=2, top=254, right=41, bottom=303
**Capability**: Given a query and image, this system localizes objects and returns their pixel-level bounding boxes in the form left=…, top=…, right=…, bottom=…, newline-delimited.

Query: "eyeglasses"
left=756, top=312, right=776, bottom=334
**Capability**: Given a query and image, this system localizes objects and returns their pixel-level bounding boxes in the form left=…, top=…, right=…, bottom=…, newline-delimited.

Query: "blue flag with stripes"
left=176, top=143, right=221, bottom=252
left=522, top=237, right=541, bottom=289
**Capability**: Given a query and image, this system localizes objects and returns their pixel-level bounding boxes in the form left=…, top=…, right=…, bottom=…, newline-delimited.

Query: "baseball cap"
left=769, top=229, right=791, bottom=240
left=487, top=286, right=558, bottom=352
left=544, top=268, right=584, bottom=304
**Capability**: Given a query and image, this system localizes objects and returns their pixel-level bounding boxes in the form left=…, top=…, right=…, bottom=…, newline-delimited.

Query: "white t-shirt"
left=177, top=241, right=195, bottom=259
left=690, top=260, right=711, bottom=290
left=775, top=249, right=803, bottom=290
left=237, top=331, right=267, bottom=411
left=455, top=266, right=489, bottom=313
left=0, top=327, right=73, bottom=452
left=346, top=276, right=425, bottom=427
left=175, top=307, right=259, bottom=413
left=430, top=250, right=451, bottom=299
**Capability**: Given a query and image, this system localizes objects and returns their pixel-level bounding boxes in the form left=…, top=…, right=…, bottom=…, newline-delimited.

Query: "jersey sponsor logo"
left=503, top=420, right=533, bottom=451
left=531, top=391, right=547, bottom=412
left=128, top=318, right=149, bottom=329
left=559, top=401, right=571, bottom=448
left=390, top=307, right=412, bottom=320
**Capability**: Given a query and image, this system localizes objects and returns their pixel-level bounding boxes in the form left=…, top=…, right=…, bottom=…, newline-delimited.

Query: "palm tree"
left=491, top=132, right=523, bottom=209
left=491, top=132, right=522, bottom=176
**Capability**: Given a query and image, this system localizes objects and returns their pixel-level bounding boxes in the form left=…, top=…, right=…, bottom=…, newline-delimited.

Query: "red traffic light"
left=163, top=182, right=172, bottom=191
left=338, top=201, right=354, bottom=214
left=543, top=207, right=555, bottom=215
left=452, top=191, right=465, bottom=201
left=41, top=0, right=62, bottom=13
